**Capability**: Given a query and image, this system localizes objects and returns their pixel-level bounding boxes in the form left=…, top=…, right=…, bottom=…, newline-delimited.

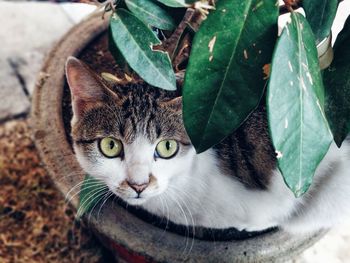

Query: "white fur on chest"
left=142, top=140, right=350, bottom=233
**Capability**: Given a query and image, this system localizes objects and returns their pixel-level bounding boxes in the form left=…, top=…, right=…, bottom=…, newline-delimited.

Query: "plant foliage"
left=156, top=0, right=195, bottom=8
left=303, top=0, right=338, bottom=44
left=267, top=12, right=333, bottom=197
left=125, top=0, right=176, bottom=30
left=183, top=0, right=278, bottom=153
left=110, top=8, right=176, bottom=90
left=324, top=16, right=350, bottom=147
left=78, top=0, right=350, bottom=215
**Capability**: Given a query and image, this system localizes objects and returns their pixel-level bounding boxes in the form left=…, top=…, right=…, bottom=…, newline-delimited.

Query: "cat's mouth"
left=113, top=189, right=150, bottom=206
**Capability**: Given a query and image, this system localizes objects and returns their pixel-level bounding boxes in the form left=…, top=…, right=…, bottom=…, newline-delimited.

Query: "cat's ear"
left=160, top=96, right=182, bottom=112
left=65, top=56, right=120, bottom=122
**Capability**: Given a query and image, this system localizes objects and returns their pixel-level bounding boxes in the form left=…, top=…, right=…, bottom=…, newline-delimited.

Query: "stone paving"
left=0, top=1, right=95, bottom=121
left=1, top=1, right=350, bottom=262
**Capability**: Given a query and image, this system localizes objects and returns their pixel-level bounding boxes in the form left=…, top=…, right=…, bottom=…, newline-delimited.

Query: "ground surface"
left=1, top=1, right=350, bottom=262
left=0, top=119, right=113, bottom=263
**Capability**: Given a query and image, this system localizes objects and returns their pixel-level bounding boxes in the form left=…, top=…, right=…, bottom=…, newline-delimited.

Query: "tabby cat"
left=66, top=56, right=350, bottom=233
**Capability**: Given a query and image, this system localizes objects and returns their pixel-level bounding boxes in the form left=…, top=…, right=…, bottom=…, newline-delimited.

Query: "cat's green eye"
left=155, top=140, right=178, bottom=159
left=99, top=137, right=123, bottom=158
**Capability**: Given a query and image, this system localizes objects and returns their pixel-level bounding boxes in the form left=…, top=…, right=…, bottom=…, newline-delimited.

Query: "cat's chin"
left=124, top=197, right=148, bottom=206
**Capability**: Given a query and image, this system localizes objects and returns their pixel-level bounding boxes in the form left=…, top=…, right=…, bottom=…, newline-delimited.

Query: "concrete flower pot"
left=31, top=12, right=325, bottom=263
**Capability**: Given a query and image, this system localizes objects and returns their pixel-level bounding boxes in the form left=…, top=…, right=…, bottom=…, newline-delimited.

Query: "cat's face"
left=66, top=57, right=195, bottom=205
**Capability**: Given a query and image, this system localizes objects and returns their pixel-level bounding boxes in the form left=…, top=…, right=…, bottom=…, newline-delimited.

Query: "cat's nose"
left=127, top=181, right=149, bottom=194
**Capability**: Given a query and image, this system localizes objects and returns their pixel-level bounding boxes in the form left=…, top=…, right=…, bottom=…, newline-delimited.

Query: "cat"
left=66, top=56, right=350, bottom=234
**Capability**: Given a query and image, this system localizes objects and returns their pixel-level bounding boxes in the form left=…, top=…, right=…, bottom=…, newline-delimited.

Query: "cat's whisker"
left=169, top=178, right=219, bottom=228
left=76, top=186, right=109, bottom=217
left=62, top=175, right=110, bottom=204
left=76, top=186, right=109, bottom=219
left=154, top=194, right=170, bottom=242
left=158, top=192, right=172, bottom=234
left=66, top=182, right=107, bottom=205
left=65, top=180, right=87, bottom=200
left=170, top=184, right=205, bottom=218
left=164, top=195, right=170, bottom=234
left=97, top=191, right=114, bottom=221
left=86, top=189, right=110, bottom=222
left=73, top=185, right=108, bottom=213
left=167, top=187, right=196, bottom=257
left=157, top=195, right=165, bottom=224
left=164, top=189, right=191, bottom=256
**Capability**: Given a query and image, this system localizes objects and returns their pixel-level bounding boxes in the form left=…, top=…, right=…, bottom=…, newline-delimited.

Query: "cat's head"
left=66, top=57, right=196, bottom=205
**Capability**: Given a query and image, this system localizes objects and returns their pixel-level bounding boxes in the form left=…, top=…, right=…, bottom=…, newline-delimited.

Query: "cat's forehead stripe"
left=73, top=83, right=186, bottom=144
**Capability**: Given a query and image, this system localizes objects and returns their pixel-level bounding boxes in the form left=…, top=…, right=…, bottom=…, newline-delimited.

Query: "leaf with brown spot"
left=267, top=13, right=333, bottom=197
left=183, top=0, right=278, bottom=153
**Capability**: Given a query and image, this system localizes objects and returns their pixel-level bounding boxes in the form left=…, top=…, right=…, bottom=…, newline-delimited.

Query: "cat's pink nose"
left=127, top=181, right=148, bottom=194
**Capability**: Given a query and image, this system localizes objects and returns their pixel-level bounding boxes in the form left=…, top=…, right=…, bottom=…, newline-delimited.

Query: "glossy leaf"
left=78, top=175, right=107, bottom=217
left=108, top=26, right=127, bottom=69
left=267, top=13, right=333, bottom=197
left=324, top=16, right=350, bottom=147
left=303, top=0, right=338, bottom=44
left=183, top=0, right=278, bottom=153
left=125, top=0, right=176, bottom=30
left=110, top=9, right=176, bottom=90
left=156, top=0, right=194, bottom=8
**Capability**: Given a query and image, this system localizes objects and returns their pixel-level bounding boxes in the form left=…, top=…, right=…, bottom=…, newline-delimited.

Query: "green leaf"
left=110, top=9, right=176, bottom=91
left=267, top=13, right=333, bottom=197
left=324, top=16, right=350, bottom=147
left=303, top=0, right=338, bottom=44
left=108, top=26, right=128, bottom=69
left=78, top=175, right=107, bottom=217
left=183, top=0, right=278, bottom=153
left=156, top=0, right=194, bottom=8
left=125, top=0, right=176, bottom=30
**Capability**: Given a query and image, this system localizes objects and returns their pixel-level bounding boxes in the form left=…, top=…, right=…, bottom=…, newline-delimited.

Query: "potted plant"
left=32, top=0, right=350, bottom=261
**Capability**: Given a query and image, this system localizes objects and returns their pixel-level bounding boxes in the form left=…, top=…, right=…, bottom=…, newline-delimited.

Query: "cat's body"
left=66, top=57, right=350, bottom=234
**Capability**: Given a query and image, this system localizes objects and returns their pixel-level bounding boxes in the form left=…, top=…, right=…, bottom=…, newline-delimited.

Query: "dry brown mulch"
left=0, top=119, right=113, bottom=263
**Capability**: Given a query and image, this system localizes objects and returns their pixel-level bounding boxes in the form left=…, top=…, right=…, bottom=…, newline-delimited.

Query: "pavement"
left=1, top=1, right=350, bottom=262
left=0, top=1, right=95, bottom=122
